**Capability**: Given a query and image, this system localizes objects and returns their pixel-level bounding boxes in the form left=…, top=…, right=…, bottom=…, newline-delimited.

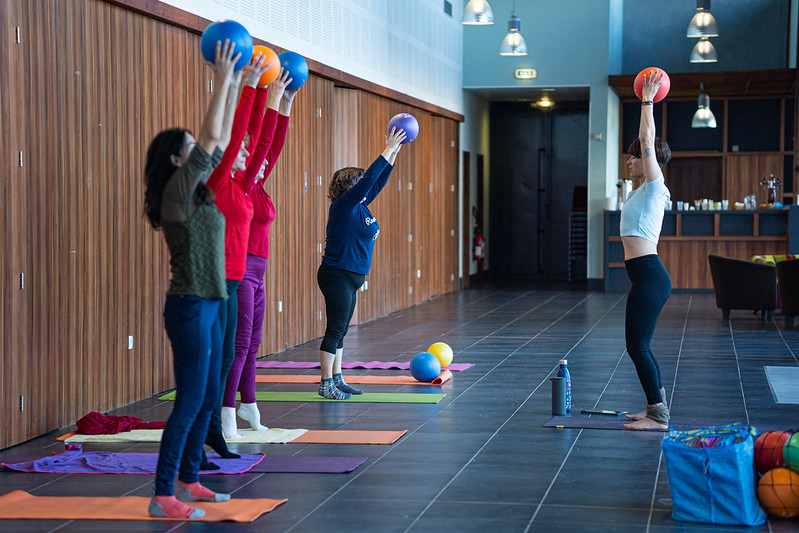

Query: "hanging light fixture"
left=691, top=84, right=717, bottom=128
left=686, top=0, right=719, bottom=38
left=690, top=36, right=717, bottom=63
left=499, top=0, right=527, bottom=56
left=462, top=0, right=494, bottom=25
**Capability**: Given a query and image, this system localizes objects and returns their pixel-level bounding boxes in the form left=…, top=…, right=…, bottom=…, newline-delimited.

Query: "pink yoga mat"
left=255, top=360, right=474, bottom=371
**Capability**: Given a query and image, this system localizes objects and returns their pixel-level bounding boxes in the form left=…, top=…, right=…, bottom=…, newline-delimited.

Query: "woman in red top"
left=199, top=53, right=271, bottom=465
left=222, top=70, right=297, bottom=437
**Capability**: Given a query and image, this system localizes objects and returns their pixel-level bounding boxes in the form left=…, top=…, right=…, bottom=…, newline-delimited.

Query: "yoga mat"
left=2, top=449, right=366, bottom=475
left=59, top=428, right=307, bottom=444
left=159, top=391, right=446, bottom=404
left=2, top=448, right=264, bottom=475
left=255, top=360, right=474, bottom=371
left=253, top=455, right=367, bottom=473
left=292, top=430, right=406, bottom=445
left=58, top=428, right=405, bottom=445
left=544, top=416, right=785, bottom=433
left=0, top=490, right=285, bottom=522
left=255, top=370, right=453, bottom=386
left=764, top=366, right=799, bottom=404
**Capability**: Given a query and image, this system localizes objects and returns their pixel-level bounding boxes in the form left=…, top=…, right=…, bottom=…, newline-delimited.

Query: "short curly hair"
left=328, top=167, right=364, bottom=201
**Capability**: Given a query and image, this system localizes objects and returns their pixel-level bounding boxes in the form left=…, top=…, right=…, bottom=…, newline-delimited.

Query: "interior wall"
left=0, top=0, right=459, bottom=449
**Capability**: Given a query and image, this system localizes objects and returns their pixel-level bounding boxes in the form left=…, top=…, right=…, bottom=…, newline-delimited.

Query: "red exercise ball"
left=633, top=67, right=670, bottom=103
left=754, top=431, right=791, bottom=474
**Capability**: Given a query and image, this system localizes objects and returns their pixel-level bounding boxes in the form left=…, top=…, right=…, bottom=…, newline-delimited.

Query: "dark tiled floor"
left=1, top=286, right=799, bottom=532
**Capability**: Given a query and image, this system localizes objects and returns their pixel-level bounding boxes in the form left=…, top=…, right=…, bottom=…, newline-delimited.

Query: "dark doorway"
left=489, top=101, right=589, bottom=281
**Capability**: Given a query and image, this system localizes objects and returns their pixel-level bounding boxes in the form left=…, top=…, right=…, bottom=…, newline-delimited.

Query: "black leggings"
left=317, top=263, right=365, bottom=354
left=625, top=254, right=671, bottom=405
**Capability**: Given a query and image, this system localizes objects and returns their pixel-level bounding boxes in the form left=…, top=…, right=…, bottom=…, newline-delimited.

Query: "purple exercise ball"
left=200, top=20, right=254, bottom=71
left=388, top=113, right=419, bottom=144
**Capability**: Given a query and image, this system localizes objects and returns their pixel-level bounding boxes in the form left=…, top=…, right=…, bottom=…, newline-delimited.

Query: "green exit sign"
left=514, top=68, right=537, bottom=79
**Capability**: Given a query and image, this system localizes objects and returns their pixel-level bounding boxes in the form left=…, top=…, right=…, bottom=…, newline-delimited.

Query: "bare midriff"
left=622, top=235, right=658, bottom=261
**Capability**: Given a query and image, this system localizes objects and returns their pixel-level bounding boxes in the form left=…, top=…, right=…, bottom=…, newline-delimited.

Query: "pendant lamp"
left=691, top=85, right=717, bottom=128
left=499, top=0, right=527, bottom=56
left=462, top=0, right=494, bottom=25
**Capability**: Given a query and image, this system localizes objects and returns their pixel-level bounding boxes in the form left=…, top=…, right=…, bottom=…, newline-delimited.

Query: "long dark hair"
left=144, top=128, right=214, bottom=229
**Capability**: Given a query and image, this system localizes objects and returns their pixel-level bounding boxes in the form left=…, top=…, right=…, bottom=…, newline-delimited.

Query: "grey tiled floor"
left=1, top=286, right=798, bottom=532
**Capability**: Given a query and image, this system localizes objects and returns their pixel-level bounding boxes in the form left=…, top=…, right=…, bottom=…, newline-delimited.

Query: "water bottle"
left=557, top=359, right=571, bottom=412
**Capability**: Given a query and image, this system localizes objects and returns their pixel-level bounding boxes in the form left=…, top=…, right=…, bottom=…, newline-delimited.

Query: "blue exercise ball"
left=278, top=51, right=309, bottom=90
left=388, top=113, right=419, bottom=144
left=410, top=351, right=441, bottom=382
left=200, top=20, right=254, bottom=71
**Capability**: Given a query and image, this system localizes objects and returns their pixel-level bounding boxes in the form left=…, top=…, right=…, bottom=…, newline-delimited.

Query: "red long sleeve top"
left=206, top=86, right=268, bottom=280
left=244, top=109, right=290, bottom=259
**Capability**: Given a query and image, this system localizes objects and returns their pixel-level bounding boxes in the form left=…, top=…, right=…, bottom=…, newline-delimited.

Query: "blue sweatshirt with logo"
left=321, top=155, right=394, bottom=275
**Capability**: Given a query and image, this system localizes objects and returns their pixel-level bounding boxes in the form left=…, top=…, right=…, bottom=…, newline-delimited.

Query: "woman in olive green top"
left=142, top=39, right=240, bottom=520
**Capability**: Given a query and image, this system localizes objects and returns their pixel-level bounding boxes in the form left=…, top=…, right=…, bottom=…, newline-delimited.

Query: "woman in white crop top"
left=621, top=70, right=673, bottom=431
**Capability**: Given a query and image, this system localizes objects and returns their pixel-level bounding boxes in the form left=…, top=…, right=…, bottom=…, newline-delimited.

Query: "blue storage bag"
left=662, top=423, right=766, bottom=526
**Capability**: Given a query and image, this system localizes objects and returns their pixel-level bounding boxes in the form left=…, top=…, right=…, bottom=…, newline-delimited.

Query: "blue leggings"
left=155, top=295, right=222, bottom=495
left=625, top=254, right=671, bottom=405
left=317, top=263, right=365, bottom=354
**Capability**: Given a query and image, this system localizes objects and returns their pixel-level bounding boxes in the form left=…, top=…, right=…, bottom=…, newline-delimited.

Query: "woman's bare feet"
left=623, top=417, right=668, bottom=431
left=625, top=410, right=647, bottom=421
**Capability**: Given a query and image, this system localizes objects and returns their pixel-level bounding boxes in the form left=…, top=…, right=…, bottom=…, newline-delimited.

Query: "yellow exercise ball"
left=427, top=342, right=453, bottom=368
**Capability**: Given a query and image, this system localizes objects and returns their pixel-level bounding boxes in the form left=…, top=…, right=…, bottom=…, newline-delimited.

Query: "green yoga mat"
left=158, top=391, right=445, bottom=404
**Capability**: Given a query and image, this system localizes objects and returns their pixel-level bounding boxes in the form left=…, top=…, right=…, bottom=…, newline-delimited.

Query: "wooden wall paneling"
left=1, top=0, right=30, bottom=449
left=725, top=154, right=784, bottom=206
left=260, top=127, right=287, bottom=356
left=312, top=77, right=334, bottom=339
left=659, top=239, right=788, bottom=289
left=332, top=87, right=359, bottom=324
left=445, top=119, right=459, bottom=294
left=417, top=112, right=434, bottom=303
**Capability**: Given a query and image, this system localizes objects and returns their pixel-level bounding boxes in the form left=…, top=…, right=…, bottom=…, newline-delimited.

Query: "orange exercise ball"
left=251, top=45, right=281, bottom=87
left=756, top=467, right=799, bottom=518
left=633, top=67, right=670, bottom=103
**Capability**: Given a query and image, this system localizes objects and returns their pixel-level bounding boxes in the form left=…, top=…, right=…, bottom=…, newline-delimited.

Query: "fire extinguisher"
left=473, top=227, right=485, bottom=260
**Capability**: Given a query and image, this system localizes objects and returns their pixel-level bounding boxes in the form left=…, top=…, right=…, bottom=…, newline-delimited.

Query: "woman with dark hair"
left=143, top=40, right=239, bottom=519
left=316, top=127, right=406, bottom=399
left=620, top=70, right=673, bottom=431
left=223, top=69, right=297, bottom=437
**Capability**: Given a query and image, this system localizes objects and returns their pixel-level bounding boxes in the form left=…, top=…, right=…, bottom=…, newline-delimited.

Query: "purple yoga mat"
left=1, top=448, right=367, bottom=475
left=1, top=447, right=263, bottom=475
left=255, top=360, right=474, bottom=371
left=544, top=416, right=785, bottom=433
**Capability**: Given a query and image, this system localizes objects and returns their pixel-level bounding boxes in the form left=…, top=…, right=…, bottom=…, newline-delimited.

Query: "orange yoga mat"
left=292, top=430, right=406, bottom=445
left=255, top=369, right=452, bottom=386
left=0, top=490, right=286, bottom=522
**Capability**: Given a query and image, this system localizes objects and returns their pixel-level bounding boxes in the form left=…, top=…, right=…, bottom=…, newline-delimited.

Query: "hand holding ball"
left=633, top=67, right=670, bottom=103
left=388, top=113, right=419, bottom=144
left=201, top=20, right=254, bottom=71
left=278, top=51, right=309, bottom=90
left=250, top=46, right=281, bottom=87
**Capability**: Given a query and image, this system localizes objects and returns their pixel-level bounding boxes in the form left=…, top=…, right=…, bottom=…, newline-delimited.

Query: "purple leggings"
left=224, top=254, right=267, bottom=407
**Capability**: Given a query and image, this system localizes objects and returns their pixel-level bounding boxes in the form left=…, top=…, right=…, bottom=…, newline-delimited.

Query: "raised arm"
left=363, top=127, right=406, bottom=204
left=243, top=69, right=292, bottom=192
left=195, top=39, right=240, bottom=155
left=639, top=70, right=664, bottom=183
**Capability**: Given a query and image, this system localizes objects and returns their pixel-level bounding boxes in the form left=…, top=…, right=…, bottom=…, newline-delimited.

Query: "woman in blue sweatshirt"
left=316, top=128, right=406, bottom=399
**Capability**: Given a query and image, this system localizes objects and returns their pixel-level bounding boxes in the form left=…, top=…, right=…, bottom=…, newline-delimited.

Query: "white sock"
left=220, top=406, right=241, bottom=439
left=237, top=402, right=267, bottom=431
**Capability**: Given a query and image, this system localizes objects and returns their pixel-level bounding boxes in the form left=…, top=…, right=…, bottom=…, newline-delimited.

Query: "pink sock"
left=177, top=481, right=230, bottom=502
left=151, top=495, right=201, bottom=519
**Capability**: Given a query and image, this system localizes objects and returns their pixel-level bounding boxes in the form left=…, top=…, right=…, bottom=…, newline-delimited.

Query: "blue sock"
left=318, top=378, right=351, bottom=400
left=333, top=373, right=363, bottom=395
